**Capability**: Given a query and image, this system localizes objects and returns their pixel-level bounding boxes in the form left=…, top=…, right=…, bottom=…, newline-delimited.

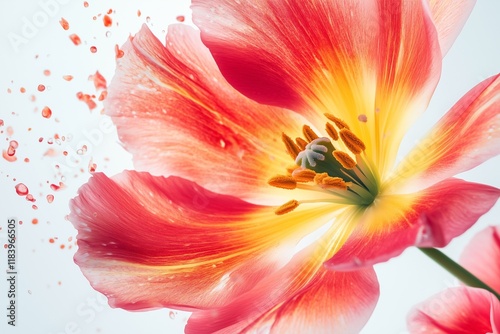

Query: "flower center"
left=269, top=113, right=380, bottom=215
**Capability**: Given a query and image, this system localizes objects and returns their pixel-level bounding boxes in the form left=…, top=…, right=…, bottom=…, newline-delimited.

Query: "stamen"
left=295, top=137, right=308, bottom=150
left=314, top=172, right=329, bottom=184
left=302, top=125, right=319, bottom=142
left=282, top=133, right=301, bottom=159
left=286, top=165, right=298, bottom=175
left=292, top=168, right=316, bottom=182
left=324, top=113, right=350, bottom=130
left=275, top=199, right=299, bottom=215
left=321, top=176, right=348, bottom=190
left=268, top=175, right=297, bottom=190
left=325, top=122, right=339, bottom=141
left=339, top=129, right=366, bottom=154
left=333, top=151, right=357, bottom=169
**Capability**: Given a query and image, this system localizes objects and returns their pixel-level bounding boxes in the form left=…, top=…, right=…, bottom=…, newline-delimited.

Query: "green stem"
left=419, top=247, right=500, bottom=301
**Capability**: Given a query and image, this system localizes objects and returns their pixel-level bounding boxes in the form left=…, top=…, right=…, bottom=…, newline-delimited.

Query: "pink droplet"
left=38, top=84, right=46, bottom=92
left=69, top=34, right=82, bottom=46
left=176, top=15, right=185, bottom=22
left=63, top=75, right=74, bottom=81
left=90, top=46, right=97, bottom=53
left=46, top=194, right=54, bottom=203
left=59, top=17, right=70, bottom=30
left=26, top=194, right=36, bottom=202
left=15, top=183, right=29, bottom=196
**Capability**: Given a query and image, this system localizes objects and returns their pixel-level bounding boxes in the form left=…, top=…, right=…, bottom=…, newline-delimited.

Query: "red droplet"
left=32, top=218, right=38, bottom=225
left=50, top=183, right=64, bottom=191
left=88, top=161, right=97, bottom=173
left=69, top=34, right=82, bottom=45
left=89, top=71, right=107, bottom=90
left=90, top=46, right=97, bottom=53
left=46, top=194, right=54, bottom=203
left=83, top=1, right=89, bottom=7
left=107, top=8, right=112, bottom=14
left=76, top=92, right=97, bottom=110
left=26, top=194, right=35, bottom=202
left=32, top=205, right=38, bottom=210
left=3, top=150, right=16, bottom=162
left=42, top=106, right=52, bottom=119
left=0, top=120, right=4, bottom=126
left=114, top=44, right=124, bottom=59
left=98, top=90, right=107, bottom=101
left=20, top=87, right=26, bottom=93
left=44, top=69, right=51, bottom=76
left=60, top=244, right=66, bottom=249
left=38, top=137, right=43, bottom=142
left=176, top=15, right=185, bottom=22
left=49, top=238, right=55, bottom=243
left=24, top=157, right=30, bottom=163
left=137, top=9, right=141, bottom=17
left=103, top=14, right=112, bottom=27
left=37, top=84, right=46, bottom=92
left=15, top=183, right=29, bottom=196
left=59, top=17, right=70, bottom=30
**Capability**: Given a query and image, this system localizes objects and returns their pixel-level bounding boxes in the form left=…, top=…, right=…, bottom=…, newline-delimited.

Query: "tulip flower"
left=70, top=0, right=500, bottom=332
left=407, top=226, right=500, bottom=333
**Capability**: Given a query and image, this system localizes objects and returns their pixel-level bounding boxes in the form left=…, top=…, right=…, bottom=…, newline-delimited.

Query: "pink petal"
left=186, top=238, right=379, bottom=334
left=70, top=171, right=337, bottom=311
left=192, top=0, right=441, bottom=176
left=326, top=178, right=500, bottom=271
left=460, top=226, right=500, bottom=294
left=427, top=0, right=476, bottom=56
left=105, top=24, right=306, bottom=201
left=391, top=74, right=500, bottom=192
left=407, top=286, right=500, bottom=334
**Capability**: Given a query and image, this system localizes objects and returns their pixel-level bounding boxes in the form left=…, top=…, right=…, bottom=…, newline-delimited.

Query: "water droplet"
left=146, top=16, right=151, bottom=23
left=169, top=311, right=176, bottom=319
left=15, top=183, right=29, bottom=196
left=69, top=34, right=82, bottom=46
left=219, top=139, right=226, bottom=148
left=59, top=17, right=70, bottom=30
left=105, top=31, right=112, bottom=37
left=46, top=194, right=54, bottom=203
left=42, top=106, right=52, bottom=119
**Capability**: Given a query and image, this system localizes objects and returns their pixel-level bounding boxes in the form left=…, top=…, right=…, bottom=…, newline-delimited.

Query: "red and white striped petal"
left=186, top=231, right=379, bottom=334
left=390, top=74, right=500, bottom=193
left=427, top=0, right=477, bottom=56
left=70, top=171, right=336, bottom=311
left=105, top=24, right=306, bottom=202
left=460, top=225, right=500, bottom=294
left=407, top=286, right=500, bottom=334
left=192, top=0, right=442, bottom=177
left=325, top=178, right=500, bottom=271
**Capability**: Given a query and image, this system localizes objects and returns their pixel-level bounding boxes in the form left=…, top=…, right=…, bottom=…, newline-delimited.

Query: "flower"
left=407, top=226, right=500, bottom=333
left=69, top=0, right=500, bottom=332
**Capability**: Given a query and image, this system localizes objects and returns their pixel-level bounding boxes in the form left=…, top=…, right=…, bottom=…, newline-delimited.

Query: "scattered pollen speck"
left=358, top=114, right=368, bottom=123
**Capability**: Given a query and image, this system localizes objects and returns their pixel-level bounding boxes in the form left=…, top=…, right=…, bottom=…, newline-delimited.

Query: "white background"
left=0, top=1, right=499, bottom=333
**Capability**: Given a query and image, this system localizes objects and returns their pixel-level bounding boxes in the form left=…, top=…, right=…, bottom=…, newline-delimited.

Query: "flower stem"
left=418, top=247, right=500, bottom=300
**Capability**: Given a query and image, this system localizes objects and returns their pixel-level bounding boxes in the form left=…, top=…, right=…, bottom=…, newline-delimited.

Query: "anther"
left=339, top=129, right=366, bottom=154
left=292, top=168, right=316, bottom=182
left=325, top=122, right=339, bottom=141
left=324, top=113, right=350, bottom=130
left=302, top=125, right=319, bottom=142
left=314, top=172, right=329, bottom=184
left=268, top=175, right=297, bottom=190
left=275, top=199, right=299, bottom=215
left=321, top=176, right=348, bottom=190
left=282, top=133, right=301, bottom=159
left=295, top=137, right=308, bottom=150
left=333, top=151, right=357, bottom=169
